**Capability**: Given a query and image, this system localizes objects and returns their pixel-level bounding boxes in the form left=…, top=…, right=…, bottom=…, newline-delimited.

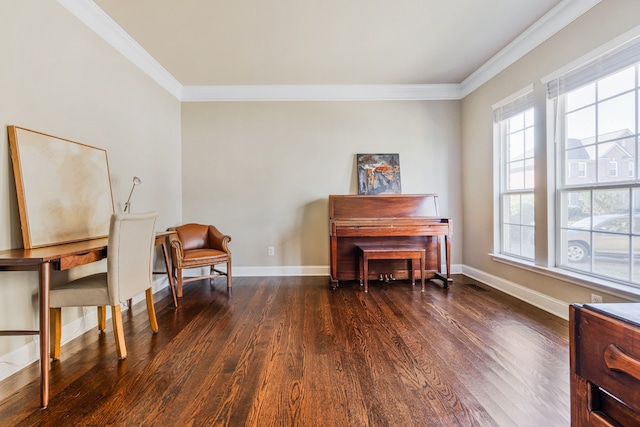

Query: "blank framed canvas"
left=8, top=126, right=114, bottom=249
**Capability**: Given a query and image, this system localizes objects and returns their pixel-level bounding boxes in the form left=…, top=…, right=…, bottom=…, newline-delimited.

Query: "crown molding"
left=181, top=84, right=462, bottom=102
left=57, top=0, right=182, bottom=100
left=59, top=0, right=601, bottom=102
left=460, top=0, right=602, bottom=97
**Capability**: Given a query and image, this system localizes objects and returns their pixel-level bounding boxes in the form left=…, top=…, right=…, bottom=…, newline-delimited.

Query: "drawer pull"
left=604, top=344, right=640, bottom=382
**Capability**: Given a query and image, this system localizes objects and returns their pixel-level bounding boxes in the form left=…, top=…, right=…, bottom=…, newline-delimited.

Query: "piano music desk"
left=358, top=245, right=426, bottom=292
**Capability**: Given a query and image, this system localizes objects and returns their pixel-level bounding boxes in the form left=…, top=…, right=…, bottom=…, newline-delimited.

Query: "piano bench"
left=357, top=245, right=426, bottom=292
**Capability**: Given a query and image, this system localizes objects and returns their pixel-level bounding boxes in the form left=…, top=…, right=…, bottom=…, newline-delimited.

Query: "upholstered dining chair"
left=49, top=211, right=159, bottom=360
left=167, top=223, right=232, bottom=297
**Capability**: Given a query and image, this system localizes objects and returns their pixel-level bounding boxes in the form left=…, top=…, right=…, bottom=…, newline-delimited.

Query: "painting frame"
left=8, top=126, right=114, bottom=249
left=357, top=153, right=402, bottom=195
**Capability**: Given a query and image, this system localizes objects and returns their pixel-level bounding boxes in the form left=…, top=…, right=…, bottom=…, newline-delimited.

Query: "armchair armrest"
left=207, top=225, right=232, bottom=253
left=168, top=230, right=184, bottom=267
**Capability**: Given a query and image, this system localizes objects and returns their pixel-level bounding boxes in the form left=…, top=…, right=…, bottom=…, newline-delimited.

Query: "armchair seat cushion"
left=181, top=249, right=229, bottom=268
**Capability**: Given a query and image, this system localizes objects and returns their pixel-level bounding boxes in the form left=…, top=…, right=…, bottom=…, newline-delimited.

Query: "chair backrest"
left=107, top=211, right=158, bottom=304
left=174, top=223, right=209, bottom=251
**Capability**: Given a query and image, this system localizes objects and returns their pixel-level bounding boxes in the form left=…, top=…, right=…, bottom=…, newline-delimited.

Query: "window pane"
left=522, top=226, right=535, bottom=259
left=634, top=236, right=640, bottom=283
left=567, top=105, right=596, bottom=141
left=562, top=228, right=591, bottom=266
left=565, top=145, right=596, bottom=185
left=562, top=190, right=591, bottom=227
left=521, top=194, right=534, bottom=225
left=567, top=83, right=595, bottom=111
left=504, top=194, right=520, bottom=223
left=593, top=188, right=630, bottom=215
left=509, top=114, right=524, bottom=132
left=598, top=66, right=635, bottom=100
left=524, top=109, right=534, bottom=127
left=593, top=233, right=630, bottom=281
left=598, top=92, right=635, bottom=139
left=508, top=131, right=525, bottom=161
left=503, top=224, right=521, bottom=256
left=508, top=161, right=525, bottom=190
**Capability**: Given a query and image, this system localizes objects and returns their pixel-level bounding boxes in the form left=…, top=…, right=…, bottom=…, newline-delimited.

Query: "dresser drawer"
left=577, top=307, right=640, bottom=413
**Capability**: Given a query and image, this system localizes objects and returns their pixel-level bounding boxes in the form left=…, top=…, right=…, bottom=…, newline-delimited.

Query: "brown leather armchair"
left=168, top=223, right=232, bottom=297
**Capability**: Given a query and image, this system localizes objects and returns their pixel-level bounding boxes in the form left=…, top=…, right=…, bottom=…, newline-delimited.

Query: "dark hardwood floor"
left=0, top=275, right=569, bottom=426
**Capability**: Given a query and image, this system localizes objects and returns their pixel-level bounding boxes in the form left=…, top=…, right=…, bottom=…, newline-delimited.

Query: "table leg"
left=444, top=235, right=451, bottom=288
left=39, top=262, right=51, bottom=408
left=363, top=254, right=369, bottom=293
left=420, top=251, right=425, bottom=291
left=410, top=258, right=416, bottom=286
left=160, top=242, right=178, bottom=308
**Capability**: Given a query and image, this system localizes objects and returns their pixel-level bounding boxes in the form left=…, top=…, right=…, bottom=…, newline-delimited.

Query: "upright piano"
left=329, top=194, right=452, bottom=289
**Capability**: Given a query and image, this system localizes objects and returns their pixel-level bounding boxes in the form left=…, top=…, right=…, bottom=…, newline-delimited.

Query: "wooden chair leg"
left=111, top=305, right=127, bottom=359
left=97, top=306, right=107, bottom=332
left=50, top=307, right=62, bottom=360
left=145, top=288, right=159, bottom=333
left=226, top=261, right=232, bottom=289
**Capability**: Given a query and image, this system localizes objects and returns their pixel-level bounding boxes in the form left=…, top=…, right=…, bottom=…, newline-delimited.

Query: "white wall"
left=0, top=1, right=182, bottom=380
left=181, top=101, right=462, bottom=273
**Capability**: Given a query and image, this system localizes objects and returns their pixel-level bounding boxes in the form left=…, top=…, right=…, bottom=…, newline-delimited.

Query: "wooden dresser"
left=570, top=303, right=640, bottom=426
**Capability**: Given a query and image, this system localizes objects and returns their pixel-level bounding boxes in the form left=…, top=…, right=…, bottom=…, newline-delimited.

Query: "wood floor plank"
left=0, top=275, right=570, bottom=426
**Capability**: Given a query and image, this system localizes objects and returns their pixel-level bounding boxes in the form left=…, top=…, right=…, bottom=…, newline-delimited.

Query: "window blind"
left=547, top=35, right=640, bottom=98
left=493, top=90, right=534, bottom=123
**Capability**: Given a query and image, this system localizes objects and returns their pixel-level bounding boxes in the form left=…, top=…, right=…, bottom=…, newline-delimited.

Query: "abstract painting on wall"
left=357, top=153, right=402, bottom=195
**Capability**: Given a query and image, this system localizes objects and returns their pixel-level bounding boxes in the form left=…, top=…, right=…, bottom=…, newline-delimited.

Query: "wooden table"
left=358, top=245, right=426, bottom=292
left=0, top=231, right=178, bottom=408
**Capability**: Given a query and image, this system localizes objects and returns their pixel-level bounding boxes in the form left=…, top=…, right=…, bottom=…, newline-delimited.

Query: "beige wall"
left=0, top=1, right=182, bottom=376
left=181, top=101, right=462, bottom=270
left=461, top=0, right=640, bottom=305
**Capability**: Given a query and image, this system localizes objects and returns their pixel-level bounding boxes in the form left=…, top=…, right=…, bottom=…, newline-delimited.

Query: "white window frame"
left=493, top=86, right=535, bottom=261
left=543, top=30, right=640, bottom=289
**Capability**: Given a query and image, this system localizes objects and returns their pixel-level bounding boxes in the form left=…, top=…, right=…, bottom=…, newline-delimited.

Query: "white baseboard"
left=461, top=265, right=569, bottom=320
left=229, top=263, right=463, bottom=278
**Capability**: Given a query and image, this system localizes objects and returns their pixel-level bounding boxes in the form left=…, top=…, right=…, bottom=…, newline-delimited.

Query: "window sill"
left=489, top=253, right=640, bottom=301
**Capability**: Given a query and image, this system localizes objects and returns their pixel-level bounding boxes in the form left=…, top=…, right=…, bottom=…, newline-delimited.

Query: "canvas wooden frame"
left=8, top=126, right=114, bottom=249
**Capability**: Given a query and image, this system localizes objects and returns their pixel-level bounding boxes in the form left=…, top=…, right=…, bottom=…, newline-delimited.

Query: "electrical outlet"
left=591, top=293, right=603, bottom=303
left=268, top=246, right=275, bottom=256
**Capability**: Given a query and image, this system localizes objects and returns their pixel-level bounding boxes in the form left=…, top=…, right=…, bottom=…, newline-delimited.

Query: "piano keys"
left=329, top=194, right=452, bottom=289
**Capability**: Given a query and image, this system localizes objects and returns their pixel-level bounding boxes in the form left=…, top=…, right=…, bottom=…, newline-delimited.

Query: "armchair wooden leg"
left=111, top=305, right=127, bottom=359
left=145, top=288, right=159, bottom=333
left=97, top=306, right=107, bottom=332
left=177, top=269, right=184, bottom=297
left=50, top=307, right=62, bottom=360
left=226, top=262, right=232, bottom=289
